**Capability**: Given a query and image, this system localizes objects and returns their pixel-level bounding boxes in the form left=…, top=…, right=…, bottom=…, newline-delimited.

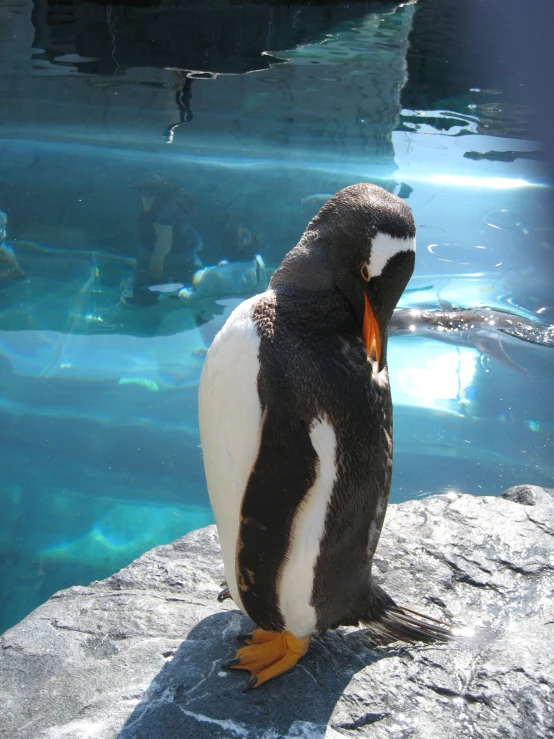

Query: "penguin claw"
left=217, top=587, right=231, bottom=602
left=237, top=632, right=254, bottom=643
left=243, top=677, right=258, bottom=692
left=222, top=658, right=240, bottom=669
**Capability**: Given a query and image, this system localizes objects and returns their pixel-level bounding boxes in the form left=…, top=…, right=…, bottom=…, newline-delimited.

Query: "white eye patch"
left=367, top=233, right=416, bottom=277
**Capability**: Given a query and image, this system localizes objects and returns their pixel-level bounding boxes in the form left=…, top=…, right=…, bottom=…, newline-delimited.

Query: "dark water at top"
left=0, top=0, right=552, bottom=633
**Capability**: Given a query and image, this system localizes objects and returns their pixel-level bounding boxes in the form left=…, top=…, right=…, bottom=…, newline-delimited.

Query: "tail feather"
left=363, top=605, right=470, bottom=646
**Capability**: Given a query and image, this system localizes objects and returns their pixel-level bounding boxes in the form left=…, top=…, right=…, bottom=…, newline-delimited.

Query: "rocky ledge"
left=1, top=485, right=553, bottom=739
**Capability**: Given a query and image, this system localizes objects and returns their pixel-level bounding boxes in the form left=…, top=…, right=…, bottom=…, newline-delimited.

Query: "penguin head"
left=272, top=183, right=416, bottom=371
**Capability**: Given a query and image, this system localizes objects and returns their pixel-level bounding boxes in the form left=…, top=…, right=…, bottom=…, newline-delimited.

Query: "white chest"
left=198, top=294, right=264, bottom=611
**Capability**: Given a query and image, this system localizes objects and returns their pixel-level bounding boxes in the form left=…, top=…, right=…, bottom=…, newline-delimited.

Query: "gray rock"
left=1, top=489, right=553, bottom=739
left=502, top=483, right=554, bottom=506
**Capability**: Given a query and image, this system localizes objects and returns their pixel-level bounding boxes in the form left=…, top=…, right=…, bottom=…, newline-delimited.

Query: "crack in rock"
left=334, top=712, right=389, bottom=730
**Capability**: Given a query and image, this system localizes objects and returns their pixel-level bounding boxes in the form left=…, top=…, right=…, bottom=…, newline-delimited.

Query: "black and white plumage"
left=198, top=183, right=458, bottom=688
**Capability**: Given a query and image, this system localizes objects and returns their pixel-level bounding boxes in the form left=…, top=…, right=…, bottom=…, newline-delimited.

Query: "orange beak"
left=362, top=293, right=381, bottom=365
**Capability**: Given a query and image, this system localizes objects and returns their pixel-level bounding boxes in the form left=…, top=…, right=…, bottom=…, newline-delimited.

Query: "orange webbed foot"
left=226, top=630, right=311, bottom=689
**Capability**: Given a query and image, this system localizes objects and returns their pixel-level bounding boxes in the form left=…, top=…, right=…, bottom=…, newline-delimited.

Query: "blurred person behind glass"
left=129, top=175, right=203, bottom=305
left=0, top=210, right=26, bottom=281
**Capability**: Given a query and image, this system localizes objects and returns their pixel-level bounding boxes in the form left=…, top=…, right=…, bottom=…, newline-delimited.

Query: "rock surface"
left=1, top=487, right=553, bottom=739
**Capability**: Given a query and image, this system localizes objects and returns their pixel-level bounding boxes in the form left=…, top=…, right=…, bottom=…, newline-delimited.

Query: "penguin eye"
left=360, top=263, right=371, bottom=282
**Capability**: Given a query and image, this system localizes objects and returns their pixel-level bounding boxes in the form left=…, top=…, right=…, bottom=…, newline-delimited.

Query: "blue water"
left=0, top=0, right=552, bottom=634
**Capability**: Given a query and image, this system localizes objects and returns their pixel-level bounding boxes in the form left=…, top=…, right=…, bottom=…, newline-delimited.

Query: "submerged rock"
left=1, top=488, right=553, bottom=739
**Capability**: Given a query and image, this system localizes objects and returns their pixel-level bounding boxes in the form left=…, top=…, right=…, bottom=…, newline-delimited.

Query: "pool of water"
left=1, top=0, right=552, bottom=633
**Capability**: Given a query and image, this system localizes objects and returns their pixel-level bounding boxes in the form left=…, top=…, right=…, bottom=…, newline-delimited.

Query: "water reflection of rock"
left=163, top=75, right=194, bottom=144
left=29, top=0, right=415, bottom=161
left=32, top=1, right=378, bottom=75
left=0, top=1, right=416, bottom=267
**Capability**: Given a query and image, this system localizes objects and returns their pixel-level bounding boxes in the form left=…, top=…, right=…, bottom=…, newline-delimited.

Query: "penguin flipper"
left=474, top=335, right=526, bottom=374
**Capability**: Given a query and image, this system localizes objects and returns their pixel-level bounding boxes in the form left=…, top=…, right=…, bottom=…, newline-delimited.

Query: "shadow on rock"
left=117, top=609, right=397, bottom=738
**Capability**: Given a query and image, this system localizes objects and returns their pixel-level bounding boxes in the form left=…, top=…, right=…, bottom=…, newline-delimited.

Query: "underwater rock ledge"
left=1, top=487, right=553, bottom=739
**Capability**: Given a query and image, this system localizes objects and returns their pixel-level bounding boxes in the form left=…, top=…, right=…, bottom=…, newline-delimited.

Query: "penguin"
left=198, top=183, right=459, bottom=690
left=389, top=304, right=554, bottom=374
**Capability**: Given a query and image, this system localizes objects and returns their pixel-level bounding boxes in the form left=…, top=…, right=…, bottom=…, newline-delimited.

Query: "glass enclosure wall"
left=0, top=0, right=552, bottom=632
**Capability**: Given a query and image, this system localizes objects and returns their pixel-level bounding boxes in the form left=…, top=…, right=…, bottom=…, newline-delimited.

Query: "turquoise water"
left=0, top=0, right=552, bottom=633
